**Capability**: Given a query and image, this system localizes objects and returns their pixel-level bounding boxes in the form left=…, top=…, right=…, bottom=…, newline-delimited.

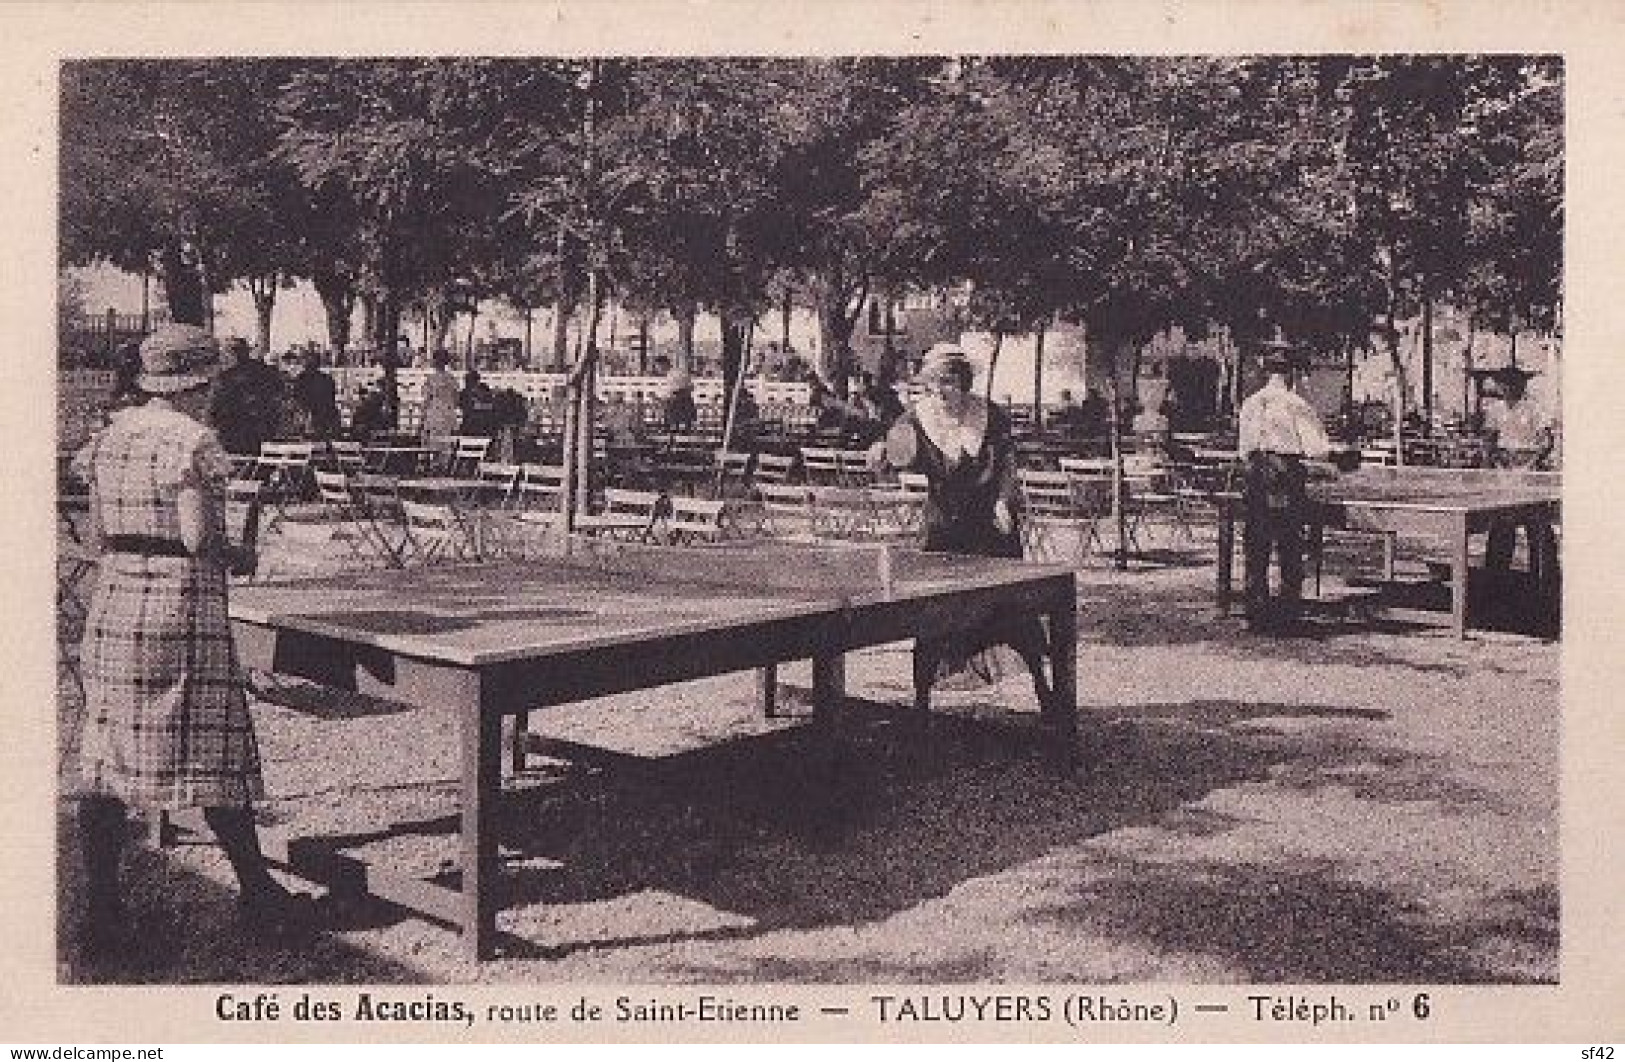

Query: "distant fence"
left=332, top=368, right=813, bottom=409
left=58, top=369, right=119, bottom=452
left=60, top=309, right=164, bottom=366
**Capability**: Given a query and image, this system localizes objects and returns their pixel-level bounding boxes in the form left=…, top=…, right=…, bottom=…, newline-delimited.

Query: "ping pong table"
left=228, top=538, right=1078, bottom=960
left=1215, top=466, right=1561, bottom=638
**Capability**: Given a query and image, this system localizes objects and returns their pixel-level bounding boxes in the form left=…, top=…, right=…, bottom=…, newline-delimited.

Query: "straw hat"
left=137, top=324, right=223, bottom=394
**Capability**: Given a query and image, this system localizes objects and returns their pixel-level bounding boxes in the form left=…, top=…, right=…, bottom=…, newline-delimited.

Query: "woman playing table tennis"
left=870, top=342, right=1063, bottom=720
left=71, top=324, right=314, bottom=955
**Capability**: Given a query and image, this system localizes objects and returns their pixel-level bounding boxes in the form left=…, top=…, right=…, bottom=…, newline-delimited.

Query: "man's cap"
left=1254, top=337, right=1306, bottom=372
left=1487, top=365, right=1538, bottom=386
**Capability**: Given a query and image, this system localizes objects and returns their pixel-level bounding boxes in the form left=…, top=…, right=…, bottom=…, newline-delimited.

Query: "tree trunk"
left=676, top=305, right=697, bottom=369
left=814, top=268, right=866, bottom=388
left=1088, top=326, right=1129, bottom=569
left=377, top=290, right=402, bottom=428
left=1464, top=322, right=1478, bottom=422
left=312, top=270, right=354, bottom=364
left=157, top=245, right=205, bottom=326
left=1032, top=322, right=1047, bottom=428
left=984, top=328, right=1004, bottom=401
left=551, top=298, right=572, bottom=372
left=359, top=293, right=379, bottom=351
left=638, top=315, right=651, bottom=374
left=780, top=287, right=793, bottom=352
left=720, top=309, right=749, bottom=412
left=1420, top=290, right=1434, bottom=435
left=563, top=272, right=607, bottom=524
left=1128, top=341, right=1144, bottom=413
left=1381, top=315, right=1408, bottom=466
left=879, top=293, right=898, bottom=382
left=247, top=274, right=277, bottom=356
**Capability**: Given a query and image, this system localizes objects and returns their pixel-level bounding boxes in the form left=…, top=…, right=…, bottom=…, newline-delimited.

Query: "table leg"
left=510, top=710, right=529, bottom=774
left=1215, top=500, right=1235, bottom=614
left=811, top=652, right=845, bottom=732
left=1450, top=512, right=1470, bottom=639
left=1046, top=591, right=1081, bottom=770
left=459, top=703, right=502, bottom=961
left=757, top=665, right=779, bottom=719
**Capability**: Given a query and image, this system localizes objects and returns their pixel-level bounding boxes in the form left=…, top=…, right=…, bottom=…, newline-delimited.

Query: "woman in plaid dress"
left=73, top=324, right=309, bottom=951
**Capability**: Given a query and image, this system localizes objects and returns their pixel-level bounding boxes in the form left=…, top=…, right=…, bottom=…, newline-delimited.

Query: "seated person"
left=1131, top=399, right=1172, bottom=449
left=602, top=392, right=645, bottom=447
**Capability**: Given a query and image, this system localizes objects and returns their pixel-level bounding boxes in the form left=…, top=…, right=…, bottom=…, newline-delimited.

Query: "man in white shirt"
left=1482, top=366, right=1559, bottom=580
left=1483, top=366, right=1554, bottom=470
left=1237, top=341, right=1334, bottom=632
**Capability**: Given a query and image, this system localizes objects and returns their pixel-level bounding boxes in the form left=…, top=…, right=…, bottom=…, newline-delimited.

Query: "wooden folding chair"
left=753, top=452, right=798, bottom=486
left=838, top=448, right=876, bottom=486
left=322, top=440, right=365, bottom=474
left=400, top=499, right=476, bottom=565
left=753, top=482, right=815, bottom=539
left=711, top=449, right=755, bottom=499
left=799, top=446, right=844, bottom=486
left=866, top=472, right=929, bottom=537
left=314, top=469, right=405, bottom=569
left=475, top=461, right=523, bottom=508
left=575, top=488, right=664, bottom=541
left=664, top=496, right=730, bottom=544
left=450, top=436, right=492, bottom=478
left=1019, top=468, right=1108, bottom=564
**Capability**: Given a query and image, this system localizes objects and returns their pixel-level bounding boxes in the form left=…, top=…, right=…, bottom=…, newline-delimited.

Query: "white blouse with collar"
left=915, top=394, right=989, bottom=462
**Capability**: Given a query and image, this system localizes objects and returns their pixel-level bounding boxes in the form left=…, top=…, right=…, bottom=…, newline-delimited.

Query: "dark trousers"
left=1243, top=452, right=1308, bottom=624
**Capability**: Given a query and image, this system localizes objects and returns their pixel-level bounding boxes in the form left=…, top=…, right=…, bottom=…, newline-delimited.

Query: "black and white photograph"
left=8, top=0, right=1625, bottom=1048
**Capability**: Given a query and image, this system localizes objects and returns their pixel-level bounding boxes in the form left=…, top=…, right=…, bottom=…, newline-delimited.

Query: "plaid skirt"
left=77, top=553, right=264, bottom=810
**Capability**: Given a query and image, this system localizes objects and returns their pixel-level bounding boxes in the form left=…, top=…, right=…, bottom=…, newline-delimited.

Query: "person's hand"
left=993, top=498, right=1015, bottom=536
left=866, top=440, right=889, bottom=472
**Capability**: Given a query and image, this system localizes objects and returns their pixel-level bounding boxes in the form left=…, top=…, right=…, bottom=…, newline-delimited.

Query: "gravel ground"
left=55, top=520, right=1560, bottom=985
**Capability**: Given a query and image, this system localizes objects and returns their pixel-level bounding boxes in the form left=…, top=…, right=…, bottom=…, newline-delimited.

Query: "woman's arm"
left=179, top=433, right=256, bottom=573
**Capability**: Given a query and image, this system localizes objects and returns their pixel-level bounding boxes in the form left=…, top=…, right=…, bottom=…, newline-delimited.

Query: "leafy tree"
left=60, top=60, right=286, bottom=327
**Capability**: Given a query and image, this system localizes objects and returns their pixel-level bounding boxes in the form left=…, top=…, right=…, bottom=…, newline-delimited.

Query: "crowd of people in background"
left=79, top=331, right=1561, bottom=478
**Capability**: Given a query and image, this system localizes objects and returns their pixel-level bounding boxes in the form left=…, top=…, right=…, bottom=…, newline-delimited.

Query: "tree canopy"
left=60, top=54, right=1562, bottom=383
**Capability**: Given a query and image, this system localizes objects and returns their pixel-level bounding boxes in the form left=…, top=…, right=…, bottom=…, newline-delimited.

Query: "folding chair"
left=799, top=446, right=844, bottom=486
left=838, top=448, right=876, bottom=486
left=664, top=496, right=730, bottom=544
left=400, top=499, right=476, bottom=565
left=253, top=441, right=316, bottom=534
left=866, top=472, right=929, bottom=537
left=753, top=452, right=798, bottom=486
left=450, top=436, right=492, bottom=478
left=314, top=469, right=405, bottom=569
left=753, top=482, right=816, bottom=539
left=322, top=440, right=365, bottom=474
left=475, top=461, right=523, bottom=509
left=224, top=478, right=271, bottom=581
left=711, top=449, right=756, bottom=499
left=1124, top=454, right=1193, bottom=548
left=575, top=488, right=664, bottom=542
left=1018, top=469, right=1108, bottom=564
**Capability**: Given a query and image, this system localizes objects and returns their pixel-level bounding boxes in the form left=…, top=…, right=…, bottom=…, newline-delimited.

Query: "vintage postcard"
left=3, top=0, right=1622, bottom=1048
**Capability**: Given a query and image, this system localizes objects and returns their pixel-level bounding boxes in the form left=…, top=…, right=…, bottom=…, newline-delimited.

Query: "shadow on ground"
left=56, top=689, right=1551, bottom=984
left=54, top=806, right=425, bottom=985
